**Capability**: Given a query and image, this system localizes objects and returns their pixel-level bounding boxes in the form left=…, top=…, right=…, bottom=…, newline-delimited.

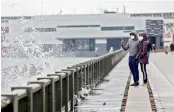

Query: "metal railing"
left=1, top=49, right=127, bottom=112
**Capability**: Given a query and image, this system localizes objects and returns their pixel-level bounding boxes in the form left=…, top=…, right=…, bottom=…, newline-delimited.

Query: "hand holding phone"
left=121, top=38, right=124, bottom=45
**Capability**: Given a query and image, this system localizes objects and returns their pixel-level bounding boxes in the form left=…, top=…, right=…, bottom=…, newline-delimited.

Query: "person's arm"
left=136, top=41, right=140, bottom=59
left=141, top=41, right=148, bottom=57
left=121, top=40, right=129, bottom=51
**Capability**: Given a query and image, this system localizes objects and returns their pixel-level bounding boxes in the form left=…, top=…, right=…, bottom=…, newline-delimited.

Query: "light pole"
left=41, top=0, right=43, bottom=15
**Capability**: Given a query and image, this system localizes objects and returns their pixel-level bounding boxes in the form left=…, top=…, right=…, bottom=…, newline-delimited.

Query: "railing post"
left=55, top=71, right=69, bottom=112
left=62, top=69, right=76, bottom=111
left=94, top=61, right=97, bottom=85
left=91, top=62, right=94, bottom=89
left=11, top=87, right=33, bottom=112
left=86, top=64, right=90, bottom=86
left=103, top=58, right=105, bottom=78
left=107, top=56, right=109, bottom=74
left=48, top=73, right=63, bottom=112
left=27, top=81, right=47, bottom=112
left=89, top=63, right=92, bottom=89
left=74, top=70, right=78, bottom=95
left=97, top=59, right=100, bottom=84
left=74, top=66, right=83, bottom=92
left=98, top=59, right=101, bottom=81
left=83, top=65, right=87, bottom=86
left=37, top=77, right=55, bottom=112
left=103, top=57, right=106, bottom=77
left=1, top=94, right=18, bottom=112
left=65, top=72, right=69, bottom=112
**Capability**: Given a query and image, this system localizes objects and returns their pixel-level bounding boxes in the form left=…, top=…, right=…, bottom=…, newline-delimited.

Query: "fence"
left=1, top=49, right=127, bottom=112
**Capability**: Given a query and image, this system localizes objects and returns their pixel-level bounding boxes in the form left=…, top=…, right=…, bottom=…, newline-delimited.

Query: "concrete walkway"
left=76, top=53, right=174, bottom=112
left=76, top=56, right=130, bottom=112
left=126, top=74, right=151, bottom=112
left=148, top=53, right=174, bottom=112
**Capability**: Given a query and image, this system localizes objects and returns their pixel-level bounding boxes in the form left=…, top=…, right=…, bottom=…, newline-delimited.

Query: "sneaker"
left=130, top=83, right=139, bottom=86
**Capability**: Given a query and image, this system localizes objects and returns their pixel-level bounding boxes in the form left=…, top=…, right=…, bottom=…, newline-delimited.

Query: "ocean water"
left=1, top=57, right=92, bottom=92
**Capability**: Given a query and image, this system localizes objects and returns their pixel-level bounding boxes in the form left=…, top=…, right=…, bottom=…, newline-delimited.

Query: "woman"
left=137, top=32, right=149, bottom=84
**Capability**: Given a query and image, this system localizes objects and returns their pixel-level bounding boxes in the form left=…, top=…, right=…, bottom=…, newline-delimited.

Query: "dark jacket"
left=170, top=43, right=174, bottom=51
left=137, top=33, right=149, bottom=64
left=147, top=41, right=152, bottom=52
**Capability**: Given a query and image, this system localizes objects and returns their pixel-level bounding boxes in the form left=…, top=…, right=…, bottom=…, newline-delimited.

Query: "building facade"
left=1, top=13, right=165, bottom=57
left=131, top=12, right=174, bottom=48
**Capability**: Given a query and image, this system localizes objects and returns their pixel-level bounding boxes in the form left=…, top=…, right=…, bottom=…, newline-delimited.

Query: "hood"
left=130, top=31, right=138, bottom=40
left=139, top=32, right=148, bottom=41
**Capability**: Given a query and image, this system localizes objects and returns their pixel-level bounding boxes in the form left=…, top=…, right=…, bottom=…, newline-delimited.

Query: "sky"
left=1, top=0, right=174, bottom=16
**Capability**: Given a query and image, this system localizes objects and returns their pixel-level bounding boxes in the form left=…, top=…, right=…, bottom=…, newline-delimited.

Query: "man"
left=121, top=31, right=140, bottom=86
left=164, top=45, right=169, bottom=54
left=170, top=43, right=174, bottom=55
left=152, top=44, right=156, bottom=51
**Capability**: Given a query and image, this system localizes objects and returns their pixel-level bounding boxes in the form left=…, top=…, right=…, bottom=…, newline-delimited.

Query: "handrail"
left=1, top=49, right=127, bottom=112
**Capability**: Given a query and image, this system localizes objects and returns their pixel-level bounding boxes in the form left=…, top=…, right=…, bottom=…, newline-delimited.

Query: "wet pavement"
left=148, top=53, right=174, bottom=112
left=75, top=55, right=130, bottom=112
left=126, top=76, right=151, bottom=112
left=75, top=53, right=174, bottom=112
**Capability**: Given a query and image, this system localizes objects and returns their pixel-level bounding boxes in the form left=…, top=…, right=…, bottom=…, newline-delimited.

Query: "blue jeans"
left=129, top=56, right=139, bottom=83
left=147, top=51, right=150, bottom=57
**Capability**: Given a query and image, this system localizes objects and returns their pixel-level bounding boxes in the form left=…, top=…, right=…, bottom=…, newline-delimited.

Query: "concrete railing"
left=1, top=49, right=127, bottom=112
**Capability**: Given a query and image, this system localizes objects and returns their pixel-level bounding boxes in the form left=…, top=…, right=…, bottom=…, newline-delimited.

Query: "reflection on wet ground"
left=75, top=57, right=129, bottom=112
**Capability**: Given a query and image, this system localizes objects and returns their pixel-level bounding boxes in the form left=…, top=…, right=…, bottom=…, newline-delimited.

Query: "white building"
left=1, top=13, right=165, bottom=56
left=131, top=12, right=174, bottom=47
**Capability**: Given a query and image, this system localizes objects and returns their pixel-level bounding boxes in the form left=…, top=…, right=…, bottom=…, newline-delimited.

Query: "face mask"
left=130, top=35, right=135, bottom=39
left=139, top=36, right=143, bottom=41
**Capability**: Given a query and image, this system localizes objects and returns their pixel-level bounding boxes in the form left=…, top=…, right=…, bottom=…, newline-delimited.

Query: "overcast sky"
left=1, top=0, right=174, bottom=16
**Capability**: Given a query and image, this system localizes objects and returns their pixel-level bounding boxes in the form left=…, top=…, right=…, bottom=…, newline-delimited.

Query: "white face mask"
left=130, top=35, right=135, bottom=39
left=139, top=36, right=143, bottom=41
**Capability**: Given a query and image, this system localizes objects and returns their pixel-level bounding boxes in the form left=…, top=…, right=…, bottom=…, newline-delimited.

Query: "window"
left=57, top=25, right=100, bottom=28
left=124, top=31, right=131, bottom=33
left=25, top=28, right=56, bottom=32
left=101, top=26, right=134, bottom=31
left=24, top=28, right=34, bottom=32
left=101, top=27, right=123, bottom=31
left=75, top=39, right=90, bottom=51
left=62, top=39, right=95, bottom=51
left=24, top=16, right=31, bottom=19
left=124, top=26, right=134, bottom=30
